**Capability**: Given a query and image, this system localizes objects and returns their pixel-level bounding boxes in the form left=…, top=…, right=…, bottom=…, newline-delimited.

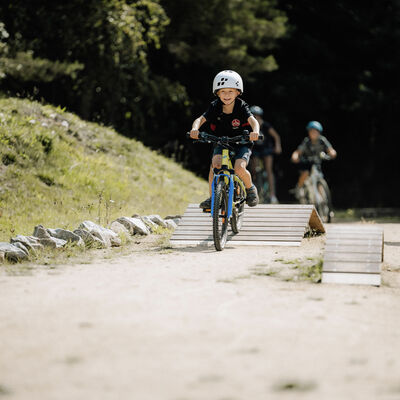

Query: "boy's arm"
left=190, top=116, right=206, bottom=139
left=248, top=116, right=260, bottom=141
left=268, top=127, right=282, bottom=154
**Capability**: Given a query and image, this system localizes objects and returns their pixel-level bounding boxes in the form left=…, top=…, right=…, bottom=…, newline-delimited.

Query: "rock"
left=165, top=214, right=182, bottom=220
left=73, top=229, right=105, bottom=248
left=12, top=242, right=29, bottom=256
left=165, top=215, right=182, bottom=226
left=110, top=221, right=130, bottom=236
left=140, top=216, right=158, bottom=232
left=46, top=228, right=84, bottom=246
left=117, top=217, right=150, bottom=236
left=0, top=250, right=4, bottom=263
left=148, top=214, right=167, bottom=228
left=11, top=235, right=44, bottom=252
left=0, top=242, right=29, bottom=262
left=32, top=225, right=67, bottom=248
left=78, top=221, right=121, bottom=247
left=164, top=219, right=178, bottom=229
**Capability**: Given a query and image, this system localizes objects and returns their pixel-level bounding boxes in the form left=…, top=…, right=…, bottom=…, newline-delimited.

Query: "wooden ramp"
left=170, top=204, right=324, bottom=247
left=322, top=224, right=384, bottom=286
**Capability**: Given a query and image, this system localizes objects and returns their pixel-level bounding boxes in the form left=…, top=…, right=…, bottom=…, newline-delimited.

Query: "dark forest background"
left=1, top=0, right=399, bottom=208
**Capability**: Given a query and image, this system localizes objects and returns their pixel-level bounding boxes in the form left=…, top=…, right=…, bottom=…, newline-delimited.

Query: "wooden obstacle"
left=322, top=224, right=384, bottom=286
left=170, top=204, right=324, bottom=247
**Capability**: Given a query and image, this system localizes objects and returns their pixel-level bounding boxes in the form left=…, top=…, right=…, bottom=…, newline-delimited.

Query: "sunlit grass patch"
left=0, top=97, right=208, bottom=241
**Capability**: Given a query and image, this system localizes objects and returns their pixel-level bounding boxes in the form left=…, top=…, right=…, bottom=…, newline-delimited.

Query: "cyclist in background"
left=248, top=106, right=281, bottom=204
left=291, top=120, right=337, bottom=199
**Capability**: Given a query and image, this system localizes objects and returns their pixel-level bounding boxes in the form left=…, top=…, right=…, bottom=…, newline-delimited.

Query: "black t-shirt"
left=253, top=121, right=275, bottom=149
left=297, top=135, right=333, bottom=162
left=202, top=98, right=252, bottom=137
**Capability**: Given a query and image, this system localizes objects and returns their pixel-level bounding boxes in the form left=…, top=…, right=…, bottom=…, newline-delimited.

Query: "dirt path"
left=1, top=223, right=400, bottom=400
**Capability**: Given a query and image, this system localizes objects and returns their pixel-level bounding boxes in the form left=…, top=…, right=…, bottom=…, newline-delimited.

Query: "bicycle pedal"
left=202, top=208, right=211, bottom=213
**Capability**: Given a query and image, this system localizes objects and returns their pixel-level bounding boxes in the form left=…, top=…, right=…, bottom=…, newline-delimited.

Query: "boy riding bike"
left=189, top=70, right=260, bottom=208
left=291, top=120, right=337, bottom=199
left=248, top=105, right=282, bottom=204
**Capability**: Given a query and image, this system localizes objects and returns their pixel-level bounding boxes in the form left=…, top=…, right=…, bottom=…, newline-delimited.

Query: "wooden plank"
left=184, top=207, right=311, bottom=213
left=171, top=233, right=302, bottom=240
left=170, top=240, right=301, bottom=247
left=183, top=212, right=313, bottom=219
left=180, top=217, right=310, bottom=223
left=187, top=203, right=315, bottom=210
left=175, top=226, right=305, bottom=232
left=324, top=244, right=383, bottom=253
left=177, top=221, right=307, bottom=227
left=322, top=272, right=381, bottom=286
left=326, top=237, right=382, bottom=242
left=324, top=252, right=382, bottom=263
left=323, top=261, right=380, bottom=273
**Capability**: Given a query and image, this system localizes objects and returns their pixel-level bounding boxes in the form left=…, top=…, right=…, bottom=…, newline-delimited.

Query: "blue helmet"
left=306, top=121, right=323, bottom=132
left=250, top=105, right=264, bottom=116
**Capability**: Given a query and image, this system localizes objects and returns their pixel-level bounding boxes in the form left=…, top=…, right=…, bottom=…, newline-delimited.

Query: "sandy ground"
left=1, top=223, right=400, bottom=400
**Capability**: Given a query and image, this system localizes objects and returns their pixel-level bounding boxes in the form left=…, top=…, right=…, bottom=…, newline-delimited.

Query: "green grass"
left=0, top=97, right=208, bottom=241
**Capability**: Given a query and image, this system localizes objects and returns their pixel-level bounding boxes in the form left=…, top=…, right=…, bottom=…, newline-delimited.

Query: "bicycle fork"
left=211, top=173, right=234, bottom=219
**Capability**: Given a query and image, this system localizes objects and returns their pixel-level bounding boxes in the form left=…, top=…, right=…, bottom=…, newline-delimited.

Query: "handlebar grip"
left=258, top=133, right=264, bottom=140
left=186, top=132, right=191, bottom=138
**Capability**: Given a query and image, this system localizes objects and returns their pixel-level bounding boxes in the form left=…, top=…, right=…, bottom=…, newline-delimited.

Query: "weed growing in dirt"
left=273, top=379, right=317, bottom=392
left=253, top=257, right=323, bottom=283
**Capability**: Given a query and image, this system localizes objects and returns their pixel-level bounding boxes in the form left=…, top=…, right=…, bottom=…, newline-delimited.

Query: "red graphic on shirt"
left=232, top=119, right=240, bottom=127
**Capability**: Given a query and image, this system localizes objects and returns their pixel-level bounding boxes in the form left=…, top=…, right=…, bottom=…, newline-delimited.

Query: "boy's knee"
left=212, top=155, right=222, bottom=169
left=234, top=164, right=246, bottom=175
left=213, top=161, right=222, bottom=169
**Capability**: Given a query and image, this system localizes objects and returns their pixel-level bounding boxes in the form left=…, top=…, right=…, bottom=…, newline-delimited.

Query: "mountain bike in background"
left=297, top=152, right=333, bottom=223
left=187, top=131, right=263, bottom=250
left=252, top=156, right=272, bottom=203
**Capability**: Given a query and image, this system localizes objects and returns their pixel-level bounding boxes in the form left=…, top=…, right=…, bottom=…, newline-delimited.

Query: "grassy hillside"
left=0, top=97, right=208, bottom=241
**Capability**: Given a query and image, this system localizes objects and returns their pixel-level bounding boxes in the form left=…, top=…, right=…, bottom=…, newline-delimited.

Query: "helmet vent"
left=217, top=77, right=228, bottom=87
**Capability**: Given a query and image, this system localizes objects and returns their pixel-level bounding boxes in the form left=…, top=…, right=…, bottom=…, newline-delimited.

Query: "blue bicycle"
left=188, top=131, right=263, bottom=250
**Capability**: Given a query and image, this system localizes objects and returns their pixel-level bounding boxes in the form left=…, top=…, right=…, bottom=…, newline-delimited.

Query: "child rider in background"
left=291, top=120, right=337, bottom=199
left=189, top=70, right=260, bottom=208
left=248, top=105, right=281, bottom=204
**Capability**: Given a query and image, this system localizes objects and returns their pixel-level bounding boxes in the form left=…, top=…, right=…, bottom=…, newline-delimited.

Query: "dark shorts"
left=298, top=161, right=321, bottom=172
left=252, top=147, right=274, bottom=157
left=213, top=145, right=252, bottom=165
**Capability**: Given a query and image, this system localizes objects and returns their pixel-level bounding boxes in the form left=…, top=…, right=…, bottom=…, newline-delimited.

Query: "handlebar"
left=299, top=152, right=332, bottom=164
left=186, top=130, right=264, bottom=146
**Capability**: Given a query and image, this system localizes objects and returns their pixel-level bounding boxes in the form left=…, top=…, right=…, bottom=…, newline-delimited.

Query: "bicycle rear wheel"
left=316, top=179, right=332, bottom=223
left=213, top=180, right=229, bottom=251
left=231, top=181, right=245, bottom=234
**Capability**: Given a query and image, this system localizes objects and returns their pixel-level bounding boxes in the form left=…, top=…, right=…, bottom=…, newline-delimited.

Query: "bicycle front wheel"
left=316, top=179, right=332, bottom=223
left=213, top=180, right=229, bottom=251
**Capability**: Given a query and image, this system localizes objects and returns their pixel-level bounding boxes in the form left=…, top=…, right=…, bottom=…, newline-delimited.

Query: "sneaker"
left=246, top=185, right=259, bottom=207
left=199, top=197, right=211, bottom=209
left=270, top=195, right=279, bottom=204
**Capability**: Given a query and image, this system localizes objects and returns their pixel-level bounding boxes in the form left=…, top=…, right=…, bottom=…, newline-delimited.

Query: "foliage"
left=160, top=0, right=287, bottom=76
left=1, top=1, right=399, bottom=207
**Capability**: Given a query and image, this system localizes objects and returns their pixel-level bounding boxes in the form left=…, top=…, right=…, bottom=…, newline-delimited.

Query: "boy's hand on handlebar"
left=190, top=130, right=199, bottom=139
left=249, top=131, right=259, bottom=141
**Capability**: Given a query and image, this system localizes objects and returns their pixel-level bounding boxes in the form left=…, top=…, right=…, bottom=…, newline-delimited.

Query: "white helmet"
left=212, top=70, right=243, bottom=94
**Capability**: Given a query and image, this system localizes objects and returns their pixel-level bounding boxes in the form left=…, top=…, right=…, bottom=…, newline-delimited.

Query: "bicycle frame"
left=306, top=164, right=324, bottom=203
left=210, top=148, right=246, bottom=219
